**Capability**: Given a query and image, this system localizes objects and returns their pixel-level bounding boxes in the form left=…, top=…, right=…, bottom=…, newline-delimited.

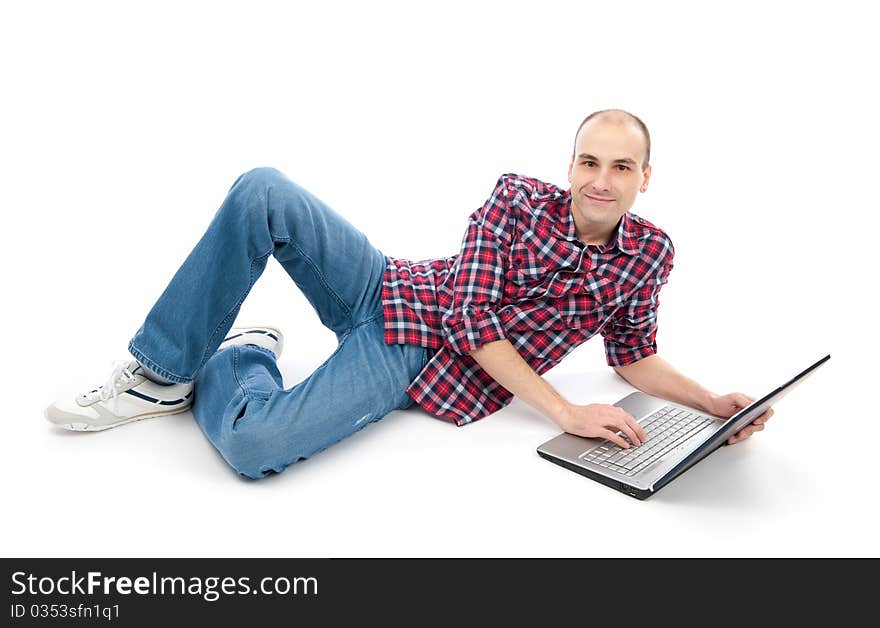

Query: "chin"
left=575, top=204, right=614, bottom=221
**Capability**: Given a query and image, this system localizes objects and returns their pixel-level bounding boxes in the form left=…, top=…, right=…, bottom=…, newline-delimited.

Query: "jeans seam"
left=231, top=346, right=250, bottom=398
left=127, top=343, right=189, bottom=383
left=229, top=347, right=249, bottom=430
left=286, top=237, right=354, bottom=330
left=267, top=182, right=353, bottom=329
left=199, top=249, right=274, bottom=374
left=351, top=312, right=383, bottom=331
left=128, top=250, right=273, bottom=382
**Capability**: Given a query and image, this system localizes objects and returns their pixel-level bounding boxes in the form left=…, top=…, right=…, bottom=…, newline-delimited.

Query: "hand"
left=556, top=404, right=647, bottom=449
left=704, top=392, right=774, bottom=446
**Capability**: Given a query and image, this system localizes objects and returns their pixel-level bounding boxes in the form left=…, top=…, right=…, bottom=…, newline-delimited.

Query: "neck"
left=573, top=213, right=621, bottom=248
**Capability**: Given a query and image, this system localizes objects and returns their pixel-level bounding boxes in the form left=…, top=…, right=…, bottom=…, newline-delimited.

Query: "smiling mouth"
left=585, top=193, right=614, bottom=203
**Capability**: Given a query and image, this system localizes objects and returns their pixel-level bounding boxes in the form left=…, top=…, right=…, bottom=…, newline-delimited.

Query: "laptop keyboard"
left=580, top=406, right=714, bottom=477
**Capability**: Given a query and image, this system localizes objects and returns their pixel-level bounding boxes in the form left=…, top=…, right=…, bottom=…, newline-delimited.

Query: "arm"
left=613, top=354, right=773, bottom=445
left=469, top=339, right=647, bottom=450
left=439, top=177, right=510, bottom=356
left=601, top=237, right=769, bottom=445
left=613, top=354, right=714, bottom=411
left=468, top=339, right=570, bottom=426
left=443, top=177, right=645, bottom=449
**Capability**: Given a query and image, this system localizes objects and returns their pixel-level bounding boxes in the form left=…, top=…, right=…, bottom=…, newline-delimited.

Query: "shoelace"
left=84, top=360, right=137, bottom=414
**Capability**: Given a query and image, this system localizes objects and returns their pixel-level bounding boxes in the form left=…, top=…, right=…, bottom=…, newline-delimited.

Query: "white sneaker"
left=220, top=326, right=284, bottom=357
left=45, top=360, right=194, bottom=432
left=45, top=326, right=283, bottom=432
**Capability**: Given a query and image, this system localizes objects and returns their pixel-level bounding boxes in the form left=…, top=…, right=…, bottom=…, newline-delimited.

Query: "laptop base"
left=537, top=449, right=652, bottom=500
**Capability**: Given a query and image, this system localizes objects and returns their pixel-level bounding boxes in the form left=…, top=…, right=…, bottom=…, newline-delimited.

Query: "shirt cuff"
left=604, top=341, right=657, bottom=367
left=443, top=308, right=506, bottom=355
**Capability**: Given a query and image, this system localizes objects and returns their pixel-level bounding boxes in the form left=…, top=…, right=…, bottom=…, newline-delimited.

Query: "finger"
left=603, top=408, right=639, bottom=445
left=622, top=411, right=648, bottom=443
left=598, top=428, right=631, bottom=449
left=754, top=408, right=774, bottom=424
left=731, top=392, right=753, bottom=409
left=614, top=418, right=642, bottom=447
left=728, top=429, right=749, bottom=445
left=736, top=424, right=766, bottom=442
left=609, top=408, right=641, bottom=443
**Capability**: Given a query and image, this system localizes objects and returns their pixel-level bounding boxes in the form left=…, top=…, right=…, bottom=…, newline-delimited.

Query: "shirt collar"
left=554, top=190, right=641, bottom=256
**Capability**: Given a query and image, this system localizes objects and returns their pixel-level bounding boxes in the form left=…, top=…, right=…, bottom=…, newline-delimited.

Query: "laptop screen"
left=652, top=354, right=831, bottom=492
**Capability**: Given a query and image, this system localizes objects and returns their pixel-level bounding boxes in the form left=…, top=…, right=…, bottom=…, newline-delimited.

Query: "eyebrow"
left=577, top=153, right=638, bottom=166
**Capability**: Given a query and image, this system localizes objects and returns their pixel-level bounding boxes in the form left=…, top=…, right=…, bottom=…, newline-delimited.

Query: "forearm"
left=613, top=354, right=716, bottom=413
left=468, top=339, right=570, bottom=427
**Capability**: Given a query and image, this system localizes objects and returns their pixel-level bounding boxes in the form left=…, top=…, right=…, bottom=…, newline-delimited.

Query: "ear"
left=567, top=159, right=574, bottom=183
left=640, top=164, right=652, bottom=193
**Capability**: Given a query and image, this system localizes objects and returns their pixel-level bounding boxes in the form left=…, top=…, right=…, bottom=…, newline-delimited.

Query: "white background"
left=1, top=0, right=876, bottom=557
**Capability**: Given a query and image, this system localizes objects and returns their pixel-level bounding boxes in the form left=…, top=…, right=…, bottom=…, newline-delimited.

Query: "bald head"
left=572, top=109, right=651, bottom=170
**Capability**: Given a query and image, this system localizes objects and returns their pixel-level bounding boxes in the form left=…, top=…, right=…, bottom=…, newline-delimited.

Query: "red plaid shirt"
left=381, top=173, right=674, bottom=426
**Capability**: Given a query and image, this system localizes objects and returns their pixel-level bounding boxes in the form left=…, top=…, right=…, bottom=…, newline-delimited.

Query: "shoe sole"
left=49, top=404, right=193, bottom=432
left=222, top=325, right=284, bottom=357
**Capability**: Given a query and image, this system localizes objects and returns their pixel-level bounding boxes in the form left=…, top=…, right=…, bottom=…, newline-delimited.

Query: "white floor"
left=6, top=261, right=870, bottom=557
left=2, top=1, right=877, bottom=558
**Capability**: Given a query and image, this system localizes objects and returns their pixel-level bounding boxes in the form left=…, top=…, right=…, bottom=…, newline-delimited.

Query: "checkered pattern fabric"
left=382, top=173, right=674, bottom=426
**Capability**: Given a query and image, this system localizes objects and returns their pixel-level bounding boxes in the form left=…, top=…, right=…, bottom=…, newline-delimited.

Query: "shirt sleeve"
left=441, top=175, right=514, bottom=356
left=602, top=237, right=675, bottom=367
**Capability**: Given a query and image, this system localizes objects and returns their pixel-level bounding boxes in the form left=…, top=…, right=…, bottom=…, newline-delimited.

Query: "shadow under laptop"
left=648, top=441, right=803, bottom=511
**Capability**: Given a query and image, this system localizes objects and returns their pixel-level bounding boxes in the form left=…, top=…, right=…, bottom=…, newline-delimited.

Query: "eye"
left=615, top=164, right=630, bottom=171
left=581, top=160, right=596, bottom=167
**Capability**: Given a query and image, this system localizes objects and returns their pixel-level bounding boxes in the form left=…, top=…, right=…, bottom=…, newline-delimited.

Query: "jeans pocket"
left=231, top=390, right=273, bottom=429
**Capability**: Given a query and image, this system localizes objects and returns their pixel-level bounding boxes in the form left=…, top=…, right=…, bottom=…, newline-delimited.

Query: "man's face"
left=567, top=117, right=651, bottom=242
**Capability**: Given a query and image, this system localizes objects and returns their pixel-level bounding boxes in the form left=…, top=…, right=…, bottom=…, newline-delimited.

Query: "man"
left=45, top=109, right=772, bottom=478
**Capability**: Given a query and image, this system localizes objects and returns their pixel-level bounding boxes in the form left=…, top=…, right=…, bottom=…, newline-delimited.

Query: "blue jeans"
left=128, top=167, right=429, bottom=479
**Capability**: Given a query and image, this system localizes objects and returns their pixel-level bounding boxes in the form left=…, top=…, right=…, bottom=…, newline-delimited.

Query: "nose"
left=591, top=168, right=612, bottom=192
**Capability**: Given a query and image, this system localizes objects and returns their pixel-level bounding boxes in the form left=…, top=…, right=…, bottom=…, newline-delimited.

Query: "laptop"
left=536, top=354, right=830, bottom=500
